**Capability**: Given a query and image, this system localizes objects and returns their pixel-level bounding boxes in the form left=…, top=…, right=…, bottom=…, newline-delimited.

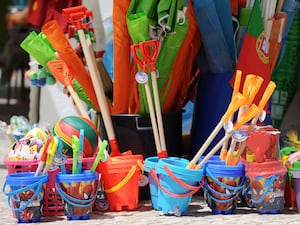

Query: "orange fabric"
left=161, top=0, right=202, bottom=112
left=111, top=0, right=133, bottom=114
left=42, top=20, right=100, bottom=111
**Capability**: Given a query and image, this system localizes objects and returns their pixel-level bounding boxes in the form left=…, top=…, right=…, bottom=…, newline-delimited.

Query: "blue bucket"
left=153, top=158, right=204, bottom=216
left=145, top=156, right=189, bottom=210
left=56, top=170, right=99, bottom=220
left=204, top=161, right=245, bottom=214
left=2, top=172, right=48, bottom=223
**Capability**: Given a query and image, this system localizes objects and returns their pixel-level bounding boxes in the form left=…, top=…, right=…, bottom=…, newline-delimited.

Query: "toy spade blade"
left=246, top=131, right=271, bottom=163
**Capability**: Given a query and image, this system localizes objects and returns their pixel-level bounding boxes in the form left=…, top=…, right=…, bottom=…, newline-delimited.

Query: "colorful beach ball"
left=52, top=116, right=99, bottom=157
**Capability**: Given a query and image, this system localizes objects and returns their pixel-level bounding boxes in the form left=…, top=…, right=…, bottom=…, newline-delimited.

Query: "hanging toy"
left=25, top=69, right=56, bottom=86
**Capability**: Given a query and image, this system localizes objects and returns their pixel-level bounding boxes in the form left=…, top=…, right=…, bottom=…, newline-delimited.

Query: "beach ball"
left=52, top=116, right=98, bottom=157
left=24, top=127, right=49, bottom=141
left=8, top=135, right=44, bottom=161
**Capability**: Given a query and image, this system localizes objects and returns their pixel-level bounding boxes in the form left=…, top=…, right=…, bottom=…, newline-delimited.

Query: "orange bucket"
left=97, top=155, right=143, bottom=211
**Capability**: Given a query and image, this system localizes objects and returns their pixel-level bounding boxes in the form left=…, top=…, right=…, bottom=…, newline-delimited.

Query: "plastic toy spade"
left=187, top=92, right=246, bottom=169
left=47, top=60, right=90, bottom=119
left=225, top=81, right=277, bottom=165
left=63, top=6, right=124, bottom=157
left=139, top=39, right=168, bottom=158
left=225, top=75, right=264, bottom=164
left=131, top=42, right=166, bottom=159
left=246, top=131, right=271, bottom=163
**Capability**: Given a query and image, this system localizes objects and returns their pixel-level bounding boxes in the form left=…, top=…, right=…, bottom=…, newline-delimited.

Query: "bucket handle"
left=250, top=174, right=278, bottom=204
left=149, top=165, right=204, bottom=198
left=204, top=181, right=240, bottom=200
left=204, top=187, right=240, bottom=203
left=206, top=167, right=245, bottom=192
left=105, top=165, right=137, bottom=193
left=2, top=176, right=48, bottom=211
left=56, top=180, right=99, bottom=208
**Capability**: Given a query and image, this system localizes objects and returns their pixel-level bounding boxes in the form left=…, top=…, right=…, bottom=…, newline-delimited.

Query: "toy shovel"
left=225, top=75, right=264, bottom=163
left=63, top=6, right=124, bottom=157
left=47, top=60, right=90, bottom=119
left=246, top=131, right=271, bottom=163
left=139, top=39, right=168, bottom=158
left=226, top=81, right=276, bottom=165
left=195, top=93, right=258, bottom=170
left=220, top=70, right=242, bottom=160
left=131, top=43, right=163, bottom=158
left=187, top=92, right=245, bottom=169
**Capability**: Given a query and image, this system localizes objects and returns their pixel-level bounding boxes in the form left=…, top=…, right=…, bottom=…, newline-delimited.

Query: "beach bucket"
left=97, top=154, right=143, bottom=211
left=246, top=159, right=287, bottom=214
left=144, top=156, right=189, bottom=210
left=56, top=170, right=98, bottom=220
left=151, top=158, right=204, bottom=216
left=204, top=161, right=245, bottom=214
left=2, top=172, right=48, bottom=223
left=288, top=161, right=300, bottom=213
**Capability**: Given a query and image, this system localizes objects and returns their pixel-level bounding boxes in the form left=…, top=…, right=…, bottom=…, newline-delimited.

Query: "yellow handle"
left=221, top=92, right=245, bottom=122
left=46, top=136, right=58, bottom=165
left=105, top=165, right=137, bottom=193
left=258, top=81, right=276, bottom=110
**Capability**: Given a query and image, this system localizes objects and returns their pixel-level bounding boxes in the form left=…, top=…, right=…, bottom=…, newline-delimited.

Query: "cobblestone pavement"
left=1, top=136, right=300, bottom=224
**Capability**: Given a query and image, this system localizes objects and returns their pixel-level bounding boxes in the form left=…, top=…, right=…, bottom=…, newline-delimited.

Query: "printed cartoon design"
left=206, top=177, right=240, bottom=211
left=61, top=181, right=96, bottom=217
left=13, top=188, right=42, bottom=221
left=250, top=175, right=285, bottom=211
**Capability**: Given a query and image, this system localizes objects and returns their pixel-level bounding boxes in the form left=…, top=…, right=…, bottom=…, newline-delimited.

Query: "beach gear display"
left=4, top=0, right=300, bottom=221
left=2, top=172, right=48, bottom=223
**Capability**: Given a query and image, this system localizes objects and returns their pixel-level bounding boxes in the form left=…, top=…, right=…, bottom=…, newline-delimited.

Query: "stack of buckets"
left=145, top=156, right=204, bottom=216
left=243, top=127, right=287, bottom=214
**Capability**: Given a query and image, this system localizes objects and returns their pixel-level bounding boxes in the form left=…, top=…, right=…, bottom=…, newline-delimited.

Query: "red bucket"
left=97, top=155, right=143, bottom=211
left=245, top=159, right=287, bottom=214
